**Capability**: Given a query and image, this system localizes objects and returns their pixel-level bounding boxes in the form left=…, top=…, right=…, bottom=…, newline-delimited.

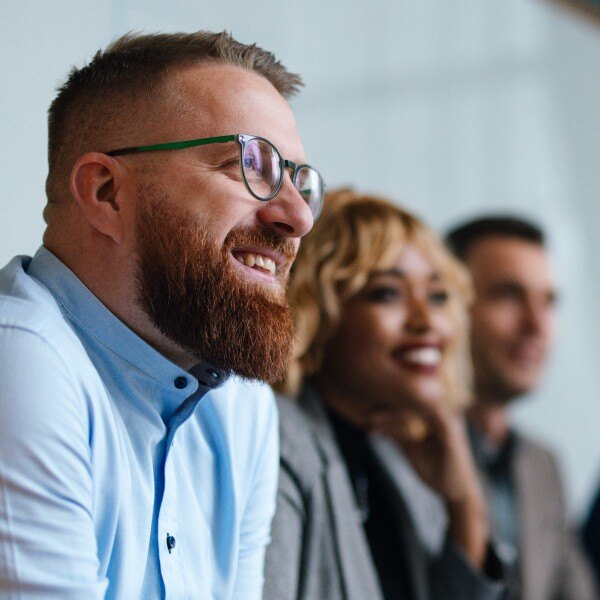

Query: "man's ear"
left=70, top=152, right=130, bottom=244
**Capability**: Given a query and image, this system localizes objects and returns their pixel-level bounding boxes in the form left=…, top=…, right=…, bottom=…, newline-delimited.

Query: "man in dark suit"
left=447, top=216, right=598, bottom=600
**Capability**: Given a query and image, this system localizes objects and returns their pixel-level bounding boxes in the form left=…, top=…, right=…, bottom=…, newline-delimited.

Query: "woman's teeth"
left=234, top=252, right=276, bottom=275
left=399, top=347, right=441, bottom=366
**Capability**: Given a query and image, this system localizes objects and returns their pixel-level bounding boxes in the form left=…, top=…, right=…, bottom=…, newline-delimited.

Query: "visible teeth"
left=235, top=252, right=276, bottom=275
left=401, top=347, right=441, bottom=366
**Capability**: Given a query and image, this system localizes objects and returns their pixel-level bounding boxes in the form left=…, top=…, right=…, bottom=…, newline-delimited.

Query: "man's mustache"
left=224, top=227, right=297, bottom=261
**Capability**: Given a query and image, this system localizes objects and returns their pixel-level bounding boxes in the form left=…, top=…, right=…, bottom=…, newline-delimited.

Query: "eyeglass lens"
left=242, top=138, right=280, bottom=199
left=241, top=137, right=323, bottom=219
left=294, top=166, right=323, bottom=219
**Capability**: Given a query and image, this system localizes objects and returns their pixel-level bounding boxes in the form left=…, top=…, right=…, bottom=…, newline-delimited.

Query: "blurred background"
left=1, top=0, right=599, bottom=518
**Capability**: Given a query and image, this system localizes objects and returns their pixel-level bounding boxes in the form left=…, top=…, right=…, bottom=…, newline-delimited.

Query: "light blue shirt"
left=0, top=247, right=279, bottom=599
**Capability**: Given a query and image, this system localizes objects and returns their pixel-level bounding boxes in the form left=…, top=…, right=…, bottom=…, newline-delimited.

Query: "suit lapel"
left=514, top=435, right=549, bottom=600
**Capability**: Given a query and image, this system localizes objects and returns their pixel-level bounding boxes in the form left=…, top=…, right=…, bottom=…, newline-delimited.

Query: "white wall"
left=2, top=0, right=600, bottom=517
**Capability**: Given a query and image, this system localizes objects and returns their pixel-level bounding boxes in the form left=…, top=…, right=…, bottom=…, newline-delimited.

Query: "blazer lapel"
left=370, top=435, right=448, bottom=600
left=299, top=387, right=384, bottom=600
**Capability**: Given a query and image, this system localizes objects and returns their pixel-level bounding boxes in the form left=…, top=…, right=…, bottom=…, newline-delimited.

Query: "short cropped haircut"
left=280, top=188, right=474, bottom=411
left=446, top=215, right=545, bottom=262
left=46, top=30, right=302, bottom=203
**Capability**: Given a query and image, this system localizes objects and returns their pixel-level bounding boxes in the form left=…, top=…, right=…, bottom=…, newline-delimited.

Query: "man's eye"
left=217, top=158, right=244, bottom=179
left=493, top=288, right=521, bottom=301
left=220, top=157, right=239, bottom=169
left=366, top=287, right=400, bottom=303
left=242, top=158, right=266, bottom=183
left=429, top=290, right=449, bottom=305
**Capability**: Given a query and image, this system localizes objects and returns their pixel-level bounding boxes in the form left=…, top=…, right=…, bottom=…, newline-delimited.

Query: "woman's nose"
left=405, top=297, right=432, bottom=333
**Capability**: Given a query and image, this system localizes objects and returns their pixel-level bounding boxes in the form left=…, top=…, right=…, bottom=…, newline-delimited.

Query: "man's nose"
left=522, top=298, right=550, bottom=335
left=255, top=176, right=314, bottom=239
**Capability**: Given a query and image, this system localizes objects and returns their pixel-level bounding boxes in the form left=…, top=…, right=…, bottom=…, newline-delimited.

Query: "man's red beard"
left=135, top=187, right=296, bottom=384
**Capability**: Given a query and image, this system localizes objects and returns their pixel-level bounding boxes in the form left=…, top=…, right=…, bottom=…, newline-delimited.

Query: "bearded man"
left=0, top=31, right=324, bottom=599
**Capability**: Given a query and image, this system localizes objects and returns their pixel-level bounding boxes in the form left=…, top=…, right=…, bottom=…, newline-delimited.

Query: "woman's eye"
left=429, top=290, right=449, bottom=305
left=366, top=286, right=400, bottom=303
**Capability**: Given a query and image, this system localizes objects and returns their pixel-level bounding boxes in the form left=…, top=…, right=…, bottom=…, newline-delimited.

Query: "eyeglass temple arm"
left=106, top=135, right=237, bottom=157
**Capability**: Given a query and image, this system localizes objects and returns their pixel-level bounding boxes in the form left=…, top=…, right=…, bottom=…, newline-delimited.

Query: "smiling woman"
left=281, top=188, right=472, bottom=412
left=264, top=189, right=507, bottom=600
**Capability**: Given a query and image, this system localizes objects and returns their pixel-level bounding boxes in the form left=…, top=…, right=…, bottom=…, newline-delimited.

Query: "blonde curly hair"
left=280, top=188, right=473, bottom=411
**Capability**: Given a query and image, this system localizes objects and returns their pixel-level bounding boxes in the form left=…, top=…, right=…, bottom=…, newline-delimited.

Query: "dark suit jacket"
left=583, top=485, right=600, bottom=587
left=264, top=387, right=506, bottom=600
left=473, top=429, right=598, bottom=600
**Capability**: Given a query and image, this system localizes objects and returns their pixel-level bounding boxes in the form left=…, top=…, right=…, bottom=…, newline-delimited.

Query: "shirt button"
left=166, top=534, right=176, bottom=553
left=174, top=376, right=188, bottom=389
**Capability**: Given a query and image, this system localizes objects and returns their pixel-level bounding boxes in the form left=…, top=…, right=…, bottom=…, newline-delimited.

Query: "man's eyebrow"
left=489, top=279, right=560, bottom=299
left=182, top=139, right=238, bottom=162
left=486, top=281, right=528, bottom=299
left=488, top=279, right=524, bottom=290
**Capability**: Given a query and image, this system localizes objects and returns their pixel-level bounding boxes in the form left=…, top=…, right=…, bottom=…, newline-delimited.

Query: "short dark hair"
left=446, top=215, right=545, bottom=261
left=45, top=30, right=302, bottom=204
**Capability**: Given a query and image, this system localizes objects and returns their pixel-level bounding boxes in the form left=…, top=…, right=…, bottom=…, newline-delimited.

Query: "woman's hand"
left=368, top=404, right=489, bottom=569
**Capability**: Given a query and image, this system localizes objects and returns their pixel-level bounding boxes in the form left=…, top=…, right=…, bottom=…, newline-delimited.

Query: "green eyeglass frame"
left=106, top=133, right=325, bottom=219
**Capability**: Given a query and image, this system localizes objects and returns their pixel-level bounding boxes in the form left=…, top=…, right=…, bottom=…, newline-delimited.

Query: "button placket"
left=158, top=428, right=185, bottom=597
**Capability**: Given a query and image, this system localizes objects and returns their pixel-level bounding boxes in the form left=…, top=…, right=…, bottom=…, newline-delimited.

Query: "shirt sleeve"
left=0, top=325, right=107, bottom=598
left=232, top=392, right=279, bottom=600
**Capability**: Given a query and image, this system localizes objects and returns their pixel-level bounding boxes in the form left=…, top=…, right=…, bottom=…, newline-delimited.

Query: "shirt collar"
left=27, top=246, right=228, bottom=422
left=468, top=420, right=516, bottom=476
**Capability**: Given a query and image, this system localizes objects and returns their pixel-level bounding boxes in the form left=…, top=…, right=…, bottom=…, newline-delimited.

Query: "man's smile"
left=232, top=250, right=277, bottom=275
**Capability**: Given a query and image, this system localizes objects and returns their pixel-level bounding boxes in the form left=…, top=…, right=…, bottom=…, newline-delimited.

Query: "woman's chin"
left=402, top=380, right=446, bottom=409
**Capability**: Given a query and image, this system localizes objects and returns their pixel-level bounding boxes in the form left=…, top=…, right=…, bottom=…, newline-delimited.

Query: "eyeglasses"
left=107, top=133, right=325, bottom=220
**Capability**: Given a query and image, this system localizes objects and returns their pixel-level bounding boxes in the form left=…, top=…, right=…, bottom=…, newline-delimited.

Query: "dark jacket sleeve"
left=430, top=537, right=508, bottom=600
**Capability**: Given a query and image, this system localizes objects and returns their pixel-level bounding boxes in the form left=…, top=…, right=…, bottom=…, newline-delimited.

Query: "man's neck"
left=44, top=237, right=198, bottom=371
left=468, top=402, right=511, bottom=448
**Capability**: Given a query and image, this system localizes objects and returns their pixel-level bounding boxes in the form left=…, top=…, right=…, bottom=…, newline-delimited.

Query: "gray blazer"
left=264, top=386, right=506, bottom=600
left=476, top=431, right=599, bottom=600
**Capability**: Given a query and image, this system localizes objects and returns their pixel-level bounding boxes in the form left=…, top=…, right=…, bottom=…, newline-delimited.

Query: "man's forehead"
left=162, top=63, right=305, bottom=159
left=468, top=236, right=555, bottom=287
left=468, top=236, right=548, bottom=267
left=170, top=63, right=273, bottom=105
